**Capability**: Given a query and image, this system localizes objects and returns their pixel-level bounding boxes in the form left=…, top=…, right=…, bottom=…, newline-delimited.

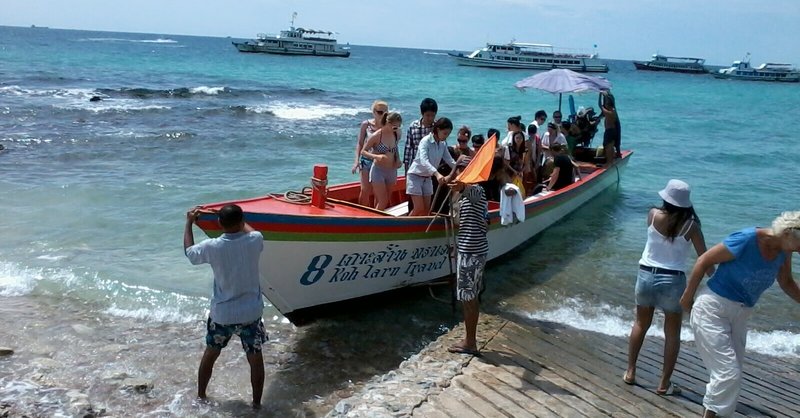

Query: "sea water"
left=1, top=26, right=799, bottom=415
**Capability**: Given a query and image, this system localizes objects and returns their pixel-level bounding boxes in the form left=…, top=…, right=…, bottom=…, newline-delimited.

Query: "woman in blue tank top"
left=624, top=179, right=710, bottom=396
left=680, top=211, right=800, bottom=418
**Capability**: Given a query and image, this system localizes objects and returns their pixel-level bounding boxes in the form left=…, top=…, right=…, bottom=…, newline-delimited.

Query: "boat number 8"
left=300, top=255, right=332, bottom=285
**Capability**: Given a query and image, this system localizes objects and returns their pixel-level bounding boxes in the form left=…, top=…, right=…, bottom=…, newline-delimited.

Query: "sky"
left=3, top=0, right=799, bottom=65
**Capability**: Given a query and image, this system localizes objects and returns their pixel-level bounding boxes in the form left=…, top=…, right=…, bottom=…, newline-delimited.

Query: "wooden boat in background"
left=194, top=150, right=632, bottom=324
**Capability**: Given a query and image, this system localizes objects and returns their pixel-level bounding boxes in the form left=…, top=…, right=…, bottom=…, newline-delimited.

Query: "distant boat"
left=633, top=54, right=707, bottom=74
left=449, top=42, right=608, bottom=73
left=714, top=54, right=799, bottom=82
left=232, top=12, right=350, bottom=58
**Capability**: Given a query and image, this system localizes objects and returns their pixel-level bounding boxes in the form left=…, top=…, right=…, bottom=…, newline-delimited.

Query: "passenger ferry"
left=714, top=55, right=799, bottom=82
left=449, top=42, right=608, bottom=73
left=232, top=13, right=350, bottom=58
left=633, top=54, right=707, bottom=74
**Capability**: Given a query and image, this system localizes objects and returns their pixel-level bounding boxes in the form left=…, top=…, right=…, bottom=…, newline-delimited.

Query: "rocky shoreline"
left=327, top=315, right=507, bottom=418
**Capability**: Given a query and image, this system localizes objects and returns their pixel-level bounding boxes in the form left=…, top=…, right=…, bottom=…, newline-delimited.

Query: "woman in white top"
left=624, top=179, right=711, bottom=395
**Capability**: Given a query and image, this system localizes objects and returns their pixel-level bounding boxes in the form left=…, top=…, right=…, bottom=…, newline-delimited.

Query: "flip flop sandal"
left=657, top=382, right=682, bottom=396
left=622, top=373, right=635, bottom=385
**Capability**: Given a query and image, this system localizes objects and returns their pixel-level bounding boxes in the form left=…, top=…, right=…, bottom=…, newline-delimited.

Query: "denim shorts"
left=634, top=268, right=686, bottom=313
left=206, top=317, right=268, bottom=353
left=359, top=156, right=373, bottom=171
left=406, top=173, right=433, bottom=196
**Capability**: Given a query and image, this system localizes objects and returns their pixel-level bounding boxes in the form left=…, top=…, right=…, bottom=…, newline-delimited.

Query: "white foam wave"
left=254, top=102, right=361, bottom=120
left=0, top=261, right=78, bottom=297
left=423, top=51, right=449, bottom=56
left=0, top=137, right=50, bottom=144
left=79, top=37, right=177, bottom=44
left=0, top=262, right=38, bottom=296
left=523, top=297, right=800, bottom=358
left=0, top=85, right=97, bottom=99
left=104, top=305, right=201, bottom=324
left=36, top=254, right=68, bottom=261
left=189, top=86, right=226, bottom=95
left=55, top=102, right=171, bottom=113
left=136, top=38, right=178, bottom=44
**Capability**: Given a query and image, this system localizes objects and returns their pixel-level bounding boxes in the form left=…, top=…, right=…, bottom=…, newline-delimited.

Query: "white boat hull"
left=260, top=157, right=628, bottom=319
left=450, top=54, right=608, bottom=73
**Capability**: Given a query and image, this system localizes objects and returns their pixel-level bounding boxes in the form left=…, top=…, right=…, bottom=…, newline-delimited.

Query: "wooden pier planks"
left=414, top=315, right=798, bottom=417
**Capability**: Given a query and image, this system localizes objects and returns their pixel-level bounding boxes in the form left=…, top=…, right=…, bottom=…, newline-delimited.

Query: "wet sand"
left=3, top=283, right=799, bottom=417
left=0, top=287, right=457, bottom=417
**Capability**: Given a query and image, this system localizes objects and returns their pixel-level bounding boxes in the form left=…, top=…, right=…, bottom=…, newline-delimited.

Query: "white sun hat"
left=659, top=179, right=692, bottom=208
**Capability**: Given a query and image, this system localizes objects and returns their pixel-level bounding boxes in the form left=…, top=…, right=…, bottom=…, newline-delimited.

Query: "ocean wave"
left=95, top=86, right=247, bottom=99
left=54, top=102, right=171, bottom=113
left=78, top=37, right=178, bottom=44
left=158, top=131, right=195, bottom=140
left=97, top=86, right=228, bottom=99
left=0, top=260, right=206, bottom=324
left=522, top=297, right=800, bottom=358
left=136, top=38, right=178, bottom=44
left=423, top=51, right=449, bottom=56
left=254, top=102, right=361, bottom=120
left=0, top=85, right=97, bottom=99
left=104, top=305, right=202, bottom=323
left=0, top=261, right=76, bottom=297
left=189, top=86, right=226, bottom=95
left=0, top=137, right=51, bottom=144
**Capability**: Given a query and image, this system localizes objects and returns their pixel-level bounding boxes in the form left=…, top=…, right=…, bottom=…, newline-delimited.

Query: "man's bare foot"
left=447, top=343, right=481, bottom=356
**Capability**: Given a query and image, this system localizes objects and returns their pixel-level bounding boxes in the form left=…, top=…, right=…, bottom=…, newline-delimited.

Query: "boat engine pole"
left=311, top=164, right=328, bottom=208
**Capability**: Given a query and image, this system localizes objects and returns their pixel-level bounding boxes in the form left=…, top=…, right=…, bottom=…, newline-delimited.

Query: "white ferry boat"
left=714, top=55, right=799, bottom=82
left=232, top=14, right=350, bottom=58
left=633, top=54, right=707, bottom=74
left=449, top=42, right=608, bottom=73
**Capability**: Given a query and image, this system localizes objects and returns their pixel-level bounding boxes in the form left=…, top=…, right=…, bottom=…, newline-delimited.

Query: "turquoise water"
left=1, top=25, right=800, bottom=414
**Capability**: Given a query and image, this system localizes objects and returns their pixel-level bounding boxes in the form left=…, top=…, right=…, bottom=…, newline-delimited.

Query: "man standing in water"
left=599, top=91, right=621, bottom=165
left=447, top=159, right=489, bottom=356
left=184, top=204, right=266, bottom=409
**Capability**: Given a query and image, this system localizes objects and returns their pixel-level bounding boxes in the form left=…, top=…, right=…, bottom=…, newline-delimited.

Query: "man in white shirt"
left=541, top=122, right=567, bottom=159
left=185, top=204, right=266, bottom=409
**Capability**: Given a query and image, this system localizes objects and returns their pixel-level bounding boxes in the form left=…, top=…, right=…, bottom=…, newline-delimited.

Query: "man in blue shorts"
left=184, top=204, right=266, bottom=409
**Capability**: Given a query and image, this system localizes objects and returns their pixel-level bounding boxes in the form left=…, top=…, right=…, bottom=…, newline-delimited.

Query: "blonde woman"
left=361, top=112, right=402, bottom=210
left=681, top=211, right=800, bottom=418
left=352, top=100, right=389, bottom=206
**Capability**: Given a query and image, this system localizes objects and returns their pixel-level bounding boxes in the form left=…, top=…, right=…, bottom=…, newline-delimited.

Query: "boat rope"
left=270, top=186, right=313, bottom=204
left=269, top=175, right=328, bottom=205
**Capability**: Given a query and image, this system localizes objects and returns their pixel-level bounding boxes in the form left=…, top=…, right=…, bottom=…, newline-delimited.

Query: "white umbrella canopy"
left=514, top=69, right=612, bottom=111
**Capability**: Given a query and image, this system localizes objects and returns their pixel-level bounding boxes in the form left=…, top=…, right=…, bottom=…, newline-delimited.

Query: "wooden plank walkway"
left=413, top=315, right=800, bottom=417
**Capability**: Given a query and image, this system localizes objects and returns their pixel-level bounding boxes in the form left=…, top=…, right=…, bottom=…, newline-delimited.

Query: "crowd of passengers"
left=352, top=95, right=620, bottom=214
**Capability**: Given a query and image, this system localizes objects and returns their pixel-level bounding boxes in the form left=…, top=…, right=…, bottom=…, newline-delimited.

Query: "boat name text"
left=299, top=244, right=450, bottom=285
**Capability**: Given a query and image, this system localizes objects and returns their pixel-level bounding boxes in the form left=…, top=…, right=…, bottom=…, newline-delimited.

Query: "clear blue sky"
left=4, top=0, right=799, bottom=65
